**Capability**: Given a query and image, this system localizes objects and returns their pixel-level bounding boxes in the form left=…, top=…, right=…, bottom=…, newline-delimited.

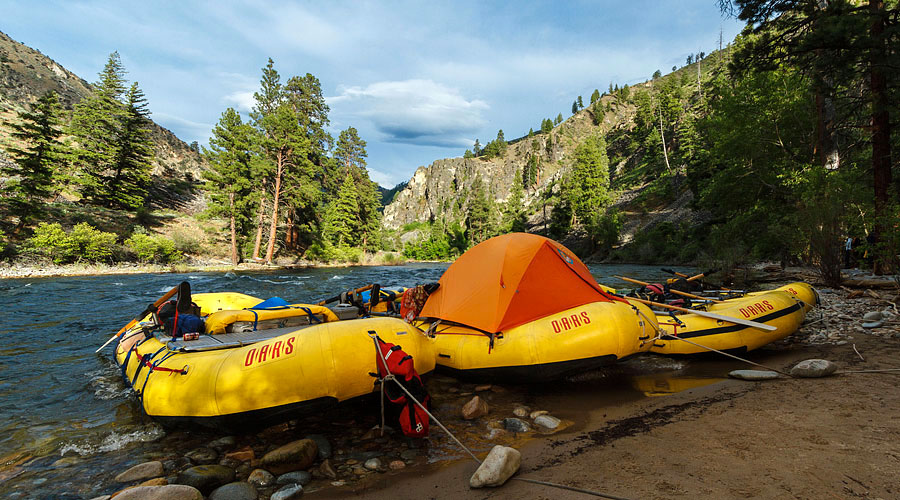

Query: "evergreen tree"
left=108, top=82, right=153, bottom=210
left=473, top=138, right=482, bottom=156
left=590, top=89, right=600, bottom=104
left=528, top=128, right=534, bottom=137
left=652, top=69, right=662, bottom=79
left=466, top=175, right=494, bottom=245
left=324, top=171, right=359, bottom=246
left=541, top=118, right=553, bottom=134
left=501, top=169, right=527, bottom=233
left=334, top=126, right=366, bottom=170
left=463, top=149, right=474, bottom=158
left=203, top=107, right=255, bottom=266
left=577, top=95, right=584, bottom=109
left=2, top=91, right=68, bottom=231
left=572, top=100, right=578, bottom=114
left=555, top=113, right=563, bottom=125
left=68, top=52, right=129, bottom=207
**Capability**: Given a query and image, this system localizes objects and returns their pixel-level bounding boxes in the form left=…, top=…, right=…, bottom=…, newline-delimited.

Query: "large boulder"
left=115, top=461, right=164, bottom=483
left=469, top=446, right=521, bottom=488
left=260, top=439, right=318, bottom=475
left=175, top=465, right=235, bottom=495
left=111, top=485, right=203, bottom=500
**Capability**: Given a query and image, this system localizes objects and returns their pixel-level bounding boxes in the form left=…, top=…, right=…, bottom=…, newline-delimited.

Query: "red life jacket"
left=373, top=337, right=430, bottom=438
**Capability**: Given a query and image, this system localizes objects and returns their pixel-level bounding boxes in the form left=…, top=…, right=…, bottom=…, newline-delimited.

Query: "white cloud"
left=223, top=90, right=256, bottom=112
left=329, top=79, right=488, bottom=147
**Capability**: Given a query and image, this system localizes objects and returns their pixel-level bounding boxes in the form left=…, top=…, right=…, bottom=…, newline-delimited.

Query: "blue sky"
left=2, top=1, right=743, bottom=187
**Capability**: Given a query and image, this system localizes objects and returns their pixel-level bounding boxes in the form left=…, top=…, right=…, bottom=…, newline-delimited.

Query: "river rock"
left=461, top=396, right=490, bottom=420
left=474, top=384, right=492, bottom=392
left=185, top=447, right=219, bottom=465
left=208, top=436, right=236, bottom=452
left=209, top=481, right=257, bottom=500
left=89, top=496, right=111, bottom=500
left=318, top=459, right=337, bottom=479
left=364, top=458, right=382, bottom=470
left=862, top=321, right=884, bottom=329
left=140, top=478, right=169, bottom=487
left=790, top=359, right=838, bottom=378
left=270, top=484, right=303, bottom=500
left=512, top=406, right=530, bottom=418
left=116, top=461, right=165, bottom=482
left=469, top=446, right=521, bottom=488
left=277, top=471, right=311, bottom=486
left=112, top=485, right=203, bottom=500
left=534, top=414, right=561, bottom=430
left=728, top=370, right=781, bottom=381
left=224, top=447, right=255, bottom=463
left=175, top=465, right=235, bottom=495
left=502, top=418, right=531, bottom=433
left=389, top=460, right=406, bottom=470
left=303, top=434, right=332, bottom=459
left=399, top=449, right=418, bottom=461
left=529, top=410, right=548, bottom=419
left=863, top=311, right=884, bottom=322
left=247, top=468, right=275, bottom=487
left=260, top=439, right=318, bottom=475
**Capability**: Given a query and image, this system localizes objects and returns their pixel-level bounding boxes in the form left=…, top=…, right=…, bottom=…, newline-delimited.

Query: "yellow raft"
left=421, top=298, right=659, bottom=381
left=115, top=292, right=435, bottom=428
left=650, top=282, right=817, bottom=355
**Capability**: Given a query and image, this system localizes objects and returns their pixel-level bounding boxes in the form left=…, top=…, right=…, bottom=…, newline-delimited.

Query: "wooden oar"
left=624, top=295, right=777, bottom=331
left=615, top=275, right=725, bottom=304
left=317, top=284, right=375, bottom=306
left=662, top=267, right=732, bottom=291
left=95, top=284, right=180, bottom=353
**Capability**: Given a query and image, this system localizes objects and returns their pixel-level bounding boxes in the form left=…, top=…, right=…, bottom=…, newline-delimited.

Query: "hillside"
left=383, top=57, right=722, bottom=260
left=0, top=30, right=205, bottom=209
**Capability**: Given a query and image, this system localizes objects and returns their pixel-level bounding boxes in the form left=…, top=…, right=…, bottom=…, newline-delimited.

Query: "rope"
left=369, top=334, right=634, bottom=499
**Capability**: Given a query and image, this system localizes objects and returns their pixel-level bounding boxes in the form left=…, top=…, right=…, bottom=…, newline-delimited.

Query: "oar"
left=615, top=275, right=725, bottom=304
left=317, top=284, right=375, bottom=306
left=624, top=295, right=776, bottom=331
left=662, top=267, right=732, bottom=292
left=95, top=284, right=180, bottom=353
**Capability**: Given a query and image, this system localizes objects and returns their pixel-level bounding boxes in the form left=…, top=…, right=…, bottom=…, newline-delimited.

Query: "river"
left=0, top=263, right=705, bottom=499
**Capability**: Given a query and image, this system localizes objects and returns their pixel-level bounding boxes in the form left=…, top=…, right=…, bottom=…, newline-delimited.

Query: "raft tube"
left=650, top=283, right=814, bottom=355
left=115, top=292, right=435, bottom=429
left=422, top=298, right=658, bottom=382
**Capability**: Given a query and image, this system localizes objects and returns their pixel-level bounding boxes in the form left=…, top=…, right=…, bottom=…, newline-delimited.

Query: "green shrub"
left=125, top=229, right=179, bottom=263
left=28, top=222, right=118, bottom=264
left=172, top=231, right=202, bottom=255
left=305, top=240, right=362, bottom=263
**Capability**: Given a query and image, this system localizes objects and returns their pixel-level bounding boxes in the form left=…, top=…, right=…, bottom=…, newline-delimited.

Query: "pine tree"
left=572, top=100, right=578, bottom=114
left=590, top=89, right=600, bottom=104
left=203, top=107, right=255, bottom=266
left=473, top=139, right=482, bottom=156
left=567, top=134, right=610, bottom=225
left=108, top=82, right=153, bottom=210
left=68, top=52, right=129, bottom=206
left=2, top=91, right=68, bottom=231
left=555, top=113, right=563, bottom=125
left=501, top=169, right=527, bottom=233
left=324, top=171, right=359, bottom=246
left=577, top=95, right=584, bottom=109
left=466, top=175, right=494, bottom=245
left=541, top=118, right=553, bottom=134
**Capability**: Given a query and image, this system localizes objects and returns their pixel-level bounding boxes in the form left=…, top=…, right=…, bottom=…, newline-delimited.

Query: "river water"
left=0, top=263, right=711, bottom=499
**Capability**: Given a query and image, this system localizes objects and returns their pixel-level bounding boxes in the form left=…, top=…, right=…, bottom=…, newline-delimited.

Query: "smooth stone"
left=116, top=461, right=165, bottom=482
left=728, top=370, right=780, bottom=381
left=862, top=321, right=884, bottom=329
left=260, top=439, right=318, bottom=475
left=175, top=465, right=235, bottom=495
left=270, top=483, right=304, bottom=500
left=112, top=485, right=203, bottom=500
left=185, top=448, right=218, bottom=465
left=224, top=447, right=254, bottom=463
left=461, top=395, right=490, bottom=420
left=469, top=446, right=521, bottom=488
left=364, top=458, right=381, bottom=470
left=276, top=471, right=311, bottom=486
left=534, top=414, right=561, bottom=430
left=502, top=418, right=531, bottom=433
left=529, top=410, right=548, bottom=419
left=791, top=359, right=838, bottom=378
left=512, top=406, right=530, bottom=418
left=247, top=468, right=275, bottom=487
left=863, top=311, right=884, bottom=321
left=208, top=437, right=237, bottom=452
left=140, top=478, right=169, bottom=487
left=388, top=460, right=406, bottom=470
left=303, top=434, right=332, bottom=460
left=474, top=384, right=492, bottom=392
left=209, top=481, right=257, bottom=500
left=485, top=428, right=507, bottom=440
left=399, top=449, right=418, bottom=461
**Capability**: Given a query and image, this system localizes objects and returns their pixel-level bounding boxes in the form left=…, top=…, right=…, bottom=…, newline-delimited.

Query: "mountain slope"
left=0, top=30, right=205, bottom=206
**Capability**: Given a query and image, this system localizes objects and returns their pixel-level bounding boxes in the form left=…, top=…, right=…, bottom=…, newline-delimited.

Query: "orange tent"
left=420, top=233, right=623, bottom=333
